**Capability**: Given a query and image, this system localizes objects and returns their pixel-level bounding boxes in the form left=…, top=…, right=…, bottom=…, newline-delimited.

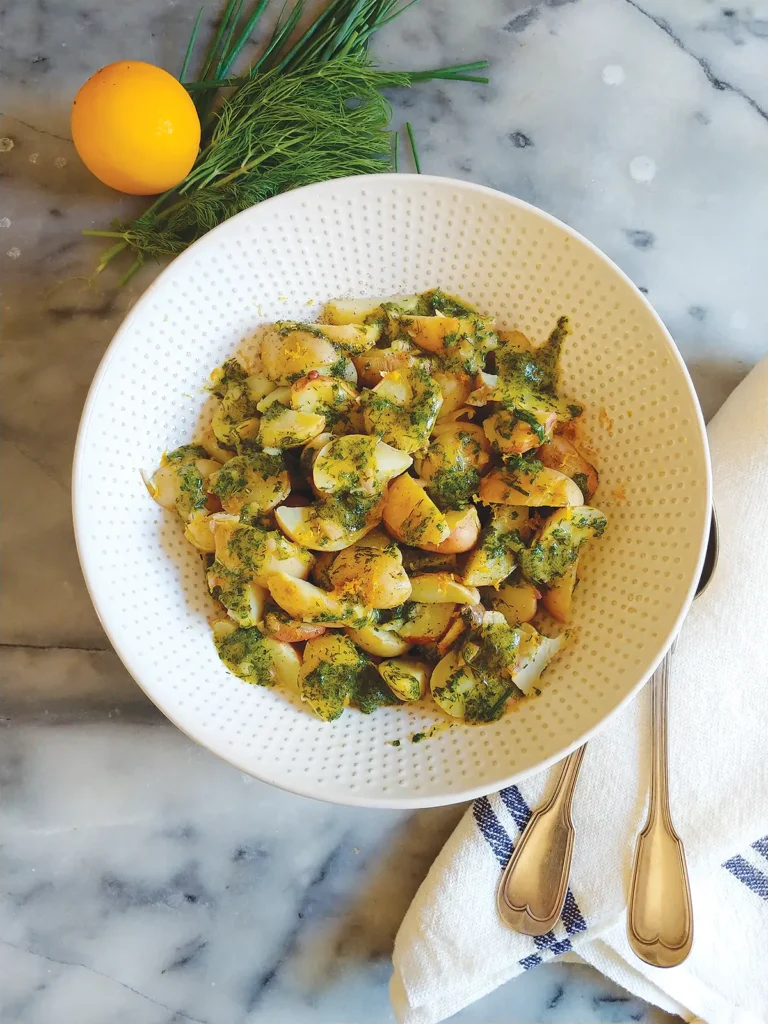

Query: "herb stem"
left=180, top=7, right=205, bottom=81
left=82, top=229, right=128, bottom=239
left=406, top=120, right=420, bottom=173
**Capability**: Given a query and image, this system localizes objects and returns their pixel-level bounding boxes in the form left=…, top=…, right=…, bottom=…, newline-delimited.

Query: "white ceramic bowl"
left=73, top=174, right=711, bottom=808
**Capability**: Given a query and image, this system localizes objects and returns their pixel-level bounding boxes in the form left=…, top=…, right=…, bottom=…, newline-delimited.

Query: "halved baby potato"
left=214, top=625, right=301, bottom=691
left=263, top=607, right=327, bottom=643
left=257, top=407, right=326, bottom=449
left=383, top=475, right=450, bottom=547
left=518, top=505, right=606, bottom=587
left=345, top=623, right=411, bottom=658
left=479, top=466, right=584, bottom=507
left=313, top=435, right=412, bottom=496
left=328, top=543, right=412, bottom=609
left=211, top=516, right=313, bottom=583
left=208, top=451, right=290, bottom=515
left=377, top=658, right=429, bottom=701
left=150, top=455, right=222, bottom=522
left=361, top=364, right=443, bottom=453
left=310, top=322, right=381, bottom=355
left=537, top=435, right=599, bottom=501
left=397, top=602, right=456, bottom=643
left=275, top=502, right=382, bottom=552
left=267, top=572, right=370, bottom=627
left=461, top=506, right=528, bottom=588
left=290, top=375, right=360, bottom=433
left=260, top=325, right=341, bottom=383
left=483, top=409, right=557, bottom=455
left=512, top=626, right=569, bottom=695
left=409, top=573, right=480, bottom=606
left=540, top=563, right=578, bottom=623
left=184, top=512, right=216, bottom=553
left=353, top=347, right=412, bottom=388
left=490, top=580, right=540, bottom=627
left=434, top=372, right=473, bottom=420
left=420, top=506, right=480, bottom=554
left=401, top=315, right=477, bottom=356
left=299, top=633, right=365, bottom=721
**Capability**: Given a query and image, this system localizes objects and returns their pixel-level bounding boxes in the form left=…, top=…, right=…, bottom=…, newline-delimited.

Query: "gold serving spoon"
left=498, top=510, right=719, bottom=952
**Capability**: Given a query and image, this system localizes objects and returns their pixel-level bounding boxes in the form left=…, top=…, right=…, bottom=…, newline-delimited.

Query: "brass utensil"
left=498, top=509, right=719, bottom=946
left=627, top=509, right=719, bottom=967
left=497, top=745, right=585, bottom=935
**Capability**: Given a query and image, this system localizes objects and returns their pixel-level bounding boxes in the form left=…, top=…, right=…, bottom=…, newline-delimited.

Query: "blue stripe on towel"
left=473, top=796, right=512, bottom=867
left=499, top=785, right=532, bottom=832
left=751, top=836, right=768, bottom=863
left=473, top=788, right=588, bottom=948
left=723, top=855, right=768, bottom=901
left=561, top=887, right=588, bottom=936
left=519, top=954, right=543, bottom=970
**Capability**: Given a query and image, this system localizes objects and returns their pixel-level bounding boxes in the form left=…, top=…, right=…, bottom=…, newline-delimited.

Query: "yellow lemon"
left=71, top=61, right=201, bottom=195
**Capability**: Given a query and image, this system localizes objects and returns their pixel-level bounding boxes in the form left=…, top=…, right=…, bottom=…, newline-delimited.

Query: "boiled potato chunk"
left=402, top=315, right=477, bottom=356
left=322, top=297, right=386, bottom=324
left=361, top=364, right=443, bottom=453
left=256, top=386, right=291, bottom=413
left=409, top=573, right=480, bottom=605
left=397, top=602, right=456, bottom=643
left=208, top=451, right=290, bottom=514
left=491, top=580, right=540, bottom=627
left=313, top=435, right=412, bottom=496
left=518, top=506, right=606, bottom=587
left=345, top=623, right=412, bottom=658
left=435, top=372, right=473, bottom=419
left=328, top=543, right=412, bottom=609
left=211, top=517, right=313, bottom=583
left=382, top=474, right=450, bottom=547
left=353, top=347, right=412, bottom=388
left=150, top=450, right=222, bottom=522
left=290, top=375, right=360, bottom=433
left=479, top=466, right=584, bottom=507
left=322, top=294, right=424, bottom=326
left=540, top=562, right=578, bottom=623
left=300, top=634, right=365, bottom=721
left=378, top=658, right=429, bottom=701
left=311, top=322, right=381, bottom=354
left=429, top=650, right=480, bottom=719
left=260, top=325, right=341, bottom=383
left=461, top=507, right=528, bottom=587
left=275, top=501, right=382, bottom=552
left=414, top=424, right=490, bottom=511
left=512, top=626, right=569, bottom=695
left=214, top=625, right=300, bottom=690
left=421, top=506, right=480, bottom=554
left=263, top=607, right=327, bottom=643
left=537, top=435, right=599, bottom=501
left=217, top=580, right=268, bottom=629
left=257, top=407, right=326, bottom=449
left=484, top=409, right=556, bottom=454
left=184, top=512, right=216, bottom=553
left=267, top=572, right=369, bottom=627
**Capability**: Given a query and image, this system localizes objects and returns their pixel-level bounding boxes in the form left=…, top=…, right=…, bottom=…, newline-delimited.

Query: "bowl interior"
left=74, top=175, right=710, bottom=807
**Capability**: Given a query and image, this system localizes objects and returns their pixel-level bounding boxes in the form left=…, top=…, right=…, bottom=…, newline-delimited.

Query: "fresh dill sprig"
left=84, top=0, right=489, bottom=278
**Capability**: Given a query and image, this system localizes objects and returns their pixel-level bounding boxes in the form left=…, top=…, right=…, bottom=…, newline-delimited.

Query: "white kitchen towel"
left=391, top=356, right=768, bottom=1024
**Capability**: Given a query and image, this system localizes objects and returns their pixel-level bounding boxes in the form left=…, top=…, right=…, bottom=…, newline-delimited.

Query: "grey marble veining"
left=0, top=718, right=678, bottom=1024
left=3, top=0, right=767, bottom=1020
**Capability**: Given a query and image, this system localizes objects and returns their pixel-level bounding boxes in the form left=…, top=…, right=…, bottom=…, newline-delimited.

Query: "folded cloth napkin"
left=391, top=356, right=768, bottom=1024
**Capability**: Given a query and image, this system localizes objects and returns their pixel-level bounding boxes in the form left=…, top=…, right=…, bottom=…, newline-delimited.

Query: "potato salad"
left=148, top=290, right=606, bottom=724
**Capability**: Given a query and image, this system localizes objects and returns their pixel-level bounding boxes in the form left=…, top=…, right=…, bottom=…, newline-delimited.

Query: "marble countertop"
left=3, top=0, right=768, bottom=1020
